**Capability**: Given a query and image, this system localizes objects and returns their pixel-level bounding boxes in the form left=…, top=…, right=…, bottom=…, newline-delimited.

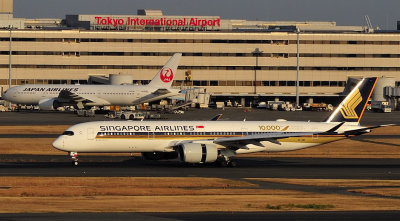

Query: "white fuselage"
left=3, top=84, right=178, bottom=106
left=52, top=120, right=363, bottom=154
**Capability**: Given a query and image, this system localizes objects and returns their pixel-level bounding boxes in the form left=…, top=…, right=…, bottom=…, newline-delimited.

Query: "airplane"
left=2, top=53, right=182, bottom=110
left=52, top=77, right=393, bottom=166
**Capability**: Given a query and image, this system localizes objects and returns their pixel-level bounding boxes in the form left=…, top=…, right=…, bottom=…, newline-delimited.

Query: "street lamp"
left=8, top=26, right=12, bottom=109
left=252, top=48, right=263, bottom=94
left=296, top=28, right=300, bottom=108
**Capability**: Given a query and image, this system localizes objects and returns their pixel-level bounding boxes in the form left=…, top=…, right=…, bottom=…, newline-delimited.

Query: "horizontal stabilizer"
left=344, top=124, right=396, bottom=136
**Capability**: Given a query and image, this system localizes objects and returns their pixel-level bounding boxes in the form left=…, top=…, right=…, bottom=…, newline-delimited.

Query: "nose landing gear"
left=70, top=152, right=79, bottom=166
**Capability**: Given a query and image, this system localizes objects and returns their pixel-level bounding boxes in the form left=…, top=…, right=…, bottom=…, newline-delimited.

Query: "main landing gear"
left=217, top=156, right=237, bottom=167
left=70, top=152, right=79, bottom=166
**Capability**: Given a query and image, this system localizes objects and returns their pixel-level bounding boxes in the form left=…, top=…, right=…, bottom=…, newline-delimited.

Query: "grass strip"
left=265, top=203, right=335, bottom=210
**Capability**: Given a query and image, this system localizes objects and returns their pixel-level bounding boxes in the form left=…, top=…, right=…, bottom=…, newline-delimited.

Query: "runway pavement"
left=2, top=211, right=400, bottom=221
left=1, top=156, right=400, bottom=180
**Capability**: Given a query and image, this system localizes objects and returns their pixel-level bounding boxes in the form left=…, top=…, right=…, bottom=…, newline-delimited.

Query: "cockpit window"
left=62, top=131, right=74, bottom=136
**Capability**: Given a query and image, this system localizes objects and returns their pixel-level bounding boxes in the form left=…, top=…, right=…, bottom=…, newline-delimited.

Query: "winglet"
left=147, top=53, right=182, bottom=89
left=210, top=114, right=223, bottom=121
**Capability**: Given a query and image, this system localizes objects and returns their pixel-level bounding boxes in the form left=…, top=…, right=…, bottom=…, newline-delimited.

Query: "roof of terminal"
left=4, top=9, right=398, bottom=33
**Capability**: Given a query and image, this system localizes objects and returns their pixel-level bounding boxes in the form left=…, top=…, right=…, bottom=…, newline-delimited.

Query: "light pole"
left=8, top=27, right=12, bottom=109
left=252, top=48, right=263, bottom=94
left=295, top=28, right=300, bottom=108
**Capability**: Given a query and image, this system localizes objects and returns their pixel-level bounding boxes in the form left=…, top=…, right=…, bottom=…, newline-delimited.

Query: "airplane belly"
left=235, top=142, right=320, bottom=154
left=262, top=142, right=320, bottom=152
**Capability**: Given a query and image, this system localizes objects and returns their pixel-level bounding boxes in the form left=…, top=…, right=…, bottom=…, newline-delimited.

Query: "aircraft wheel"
left=228, top=160, right=238, bottom=167
left=218, top=159, right=228, bottom=167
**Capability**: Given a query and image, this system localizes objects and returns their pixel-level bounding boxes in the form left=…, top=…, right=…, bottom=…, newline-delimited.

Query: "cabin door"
left=87, top=128, right=94, bottom=140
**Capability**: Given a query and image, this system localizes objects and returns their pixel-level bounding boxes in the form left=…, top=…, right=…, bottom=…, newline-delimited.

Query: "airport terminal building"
left=0, top=2, right=399, bottom=104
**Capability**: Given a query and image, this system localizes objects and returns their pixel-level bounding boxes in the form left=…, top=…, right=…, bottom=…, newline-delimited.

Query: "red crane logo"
left=160, top=68, right=174, bottom=83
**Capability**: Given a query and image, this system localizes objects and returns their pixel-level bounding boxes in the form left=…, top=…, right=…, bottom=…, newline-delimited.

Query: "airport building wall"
left=0, top=28, right=400, bottom=99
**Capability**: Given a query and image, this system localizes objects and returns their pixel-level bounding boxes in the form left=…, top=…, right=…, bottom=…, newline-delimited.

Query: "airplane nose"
left=52, top=137, right=64, bottom=151
left=2, top=89, right=8, bottom=100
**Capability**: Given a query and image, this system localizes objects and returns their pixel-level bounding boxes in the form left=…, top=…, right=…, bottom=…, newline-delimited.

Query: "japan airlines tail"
left=2, top=53, right=182, bottom=110
left=52, top=77, right=393, bottom=166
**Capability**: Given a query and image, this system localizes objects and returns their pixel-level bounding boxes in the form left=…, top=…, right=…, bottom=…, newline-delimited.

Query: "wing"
left=168, top=132, right=315, bottom=152
left=132, top=88, right=180, bottom=104
left=58, top=89, right=110, bottom=107
left=213, top=132, right=314, bottom=148
left=152, top=88, right=172, bottom=95
left=58, top=89, right=93, bottom=103
left=171, top=123, right=346, bottom=150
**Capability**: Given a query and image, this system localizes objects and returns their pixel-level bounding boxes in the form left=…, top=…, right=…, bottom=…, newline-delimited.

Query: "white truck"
left=371, top=101, right=391, bottom=113
left=115, top=111, right=145, bottom=120
left=106, top=111, right=162, bottom=120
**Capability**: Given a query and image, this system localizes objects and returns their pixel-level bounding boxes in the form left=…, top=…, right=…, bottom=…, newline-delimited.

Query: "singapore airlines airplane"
left=52, top=77, right=391, bottom=166
left=2, top=53, right=182, bottom=110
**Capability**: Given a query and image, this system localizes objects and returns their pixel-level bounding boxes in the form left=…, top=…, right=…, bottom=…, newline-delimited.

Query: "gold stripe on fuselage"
left=96, top=135, right=237, bottom=140
left=95, top=134, right=348, bottom=144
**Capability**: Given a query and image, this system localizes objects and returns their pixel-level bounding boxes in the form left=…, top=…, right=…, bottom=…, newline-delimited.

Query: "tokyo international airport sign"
left=94, top=16, right=221, bottom=28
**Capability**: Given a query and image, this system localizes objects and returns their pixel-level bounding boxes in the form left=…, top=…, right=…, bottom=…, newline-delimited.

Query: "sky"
left=13, top=0, right=400, bottom=30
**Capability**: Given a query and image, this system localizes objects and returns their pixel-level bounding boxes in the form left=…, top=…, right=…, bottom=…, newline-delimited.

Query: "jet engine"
left=38, top=98, right=60, bottom=110
left=178, top=143, right=218, bottom=163
left=141, top=152, right=178, bottom=161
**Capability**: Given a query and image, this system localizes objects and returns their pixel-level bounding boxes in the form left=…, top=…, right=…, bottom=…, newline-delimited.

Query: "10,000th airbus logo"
left=160, top=68, right=173, bottom=83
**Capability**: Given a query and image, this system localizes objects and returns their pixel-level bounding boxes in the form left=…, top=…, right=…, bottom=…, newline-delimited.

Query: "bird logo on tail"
left=160, top=68, right=174, bottom=83
left=339, top=88, right=362, bottom=119
left=325, top=77, right=378, bottom=123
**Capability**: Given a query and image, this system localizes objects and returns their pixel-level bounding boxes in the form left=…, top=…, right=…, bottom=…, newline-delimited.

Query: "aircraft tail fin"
left=325, top=77, right=378, bottom=123
left=147, top=53, right=182, bottom=88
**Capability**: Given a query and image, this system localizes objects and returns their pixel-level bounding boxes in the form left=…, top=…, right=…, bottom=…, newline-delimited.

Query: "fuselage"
left=3, top=84, right=178, bottom=106
left=52, top=120, right=363, bottom=154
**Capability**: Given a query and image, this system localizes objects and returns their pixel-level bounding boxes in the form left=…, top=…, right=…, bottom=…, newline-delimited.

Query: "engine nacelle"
left=178, top=143, right=218, bottom=163
left=141, top=152, right=178, bottom=161
left=38, top=98, right=60, bottom=110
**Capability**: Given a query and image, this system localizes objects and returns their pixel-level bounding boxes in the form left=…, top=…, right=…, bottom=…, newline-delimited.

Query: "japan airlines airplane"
left=2, top=53, right=182, bottom=110
left=53, top=77, right=392, bottom=166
